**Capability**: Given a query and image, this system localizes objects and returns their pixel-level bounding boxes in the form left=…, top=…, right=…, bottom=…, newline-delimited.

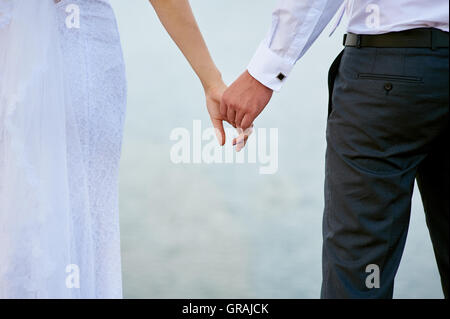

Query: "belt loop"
left=343, top=34, right=347, bottom=46
left=356, top=35, right=362, bottom=49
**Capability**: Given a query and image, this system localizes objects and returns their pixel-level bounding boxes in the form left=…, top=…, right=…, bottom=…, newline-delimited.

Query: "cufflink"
left=277, top=73, right=286, bottom=81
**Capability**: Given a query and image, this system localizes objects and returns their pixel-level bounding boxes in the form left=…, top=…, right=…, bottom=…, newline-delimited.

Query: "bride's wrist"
left=201, top=69, right=224, bottom=94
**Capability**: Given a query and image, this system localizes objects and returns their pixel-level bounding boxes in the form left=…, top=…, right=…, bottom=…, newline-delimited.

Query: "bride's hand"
left=148, top=0, right=252, bottom=149
left=205, top=81, right=227, bottom=145
left=205, top=82, right=252, bottom=150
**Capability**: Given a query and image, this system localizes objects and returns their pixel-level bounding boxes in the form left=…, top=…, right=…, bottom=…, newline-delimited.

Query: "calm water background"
left=110, top=0, right=443, bottom=298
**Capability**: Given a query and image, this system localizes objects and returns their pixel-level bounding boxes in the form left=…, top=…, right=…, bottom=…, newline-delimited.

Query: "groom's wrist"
left=248, top=41, right=294, bottom=92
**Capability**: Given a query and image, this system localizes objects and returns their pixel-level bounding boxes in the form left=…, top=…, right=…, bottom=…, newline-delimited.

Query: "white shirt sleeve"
left=248, top=0, right=344, bottom=91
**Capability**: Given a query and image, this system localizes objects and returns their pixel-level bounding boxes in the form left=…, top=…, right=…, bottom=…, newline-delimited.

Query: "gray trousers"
left=321, top=46, right=449, bottom=298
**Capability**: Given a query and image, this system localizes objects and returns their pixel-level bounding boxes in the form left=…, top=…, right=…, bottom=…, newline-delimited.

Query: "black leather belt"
left=344, top=28, right=449, bottom=49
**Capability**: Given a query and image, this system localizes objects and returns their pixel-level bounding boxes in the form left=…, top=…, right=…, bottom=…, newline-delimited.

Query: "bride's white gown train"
left=0, top=0, right=126, bottom=298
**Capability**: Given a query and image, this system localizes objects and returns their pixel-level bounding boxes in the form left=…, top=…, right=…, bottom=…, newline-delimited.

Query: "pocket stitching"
left=357, top=73, right=423, bottom=83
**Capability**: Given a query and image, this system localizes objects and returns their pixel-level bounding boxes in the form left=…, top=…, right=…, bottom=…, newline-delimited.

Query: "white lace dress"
left=0, top=0, right=126, bottom=298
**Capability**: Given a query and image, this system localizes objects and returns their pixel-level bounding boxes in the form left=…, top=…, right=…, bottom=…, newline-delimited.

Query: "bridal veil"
left=0, top=0, right=92, bottom=297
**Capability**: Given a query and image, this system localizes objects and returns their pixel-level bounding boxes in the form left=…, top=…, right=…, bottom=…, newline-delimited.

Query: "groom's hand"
left=205, top=80, right=253, bottom=149
left=220, top=71, right=273, bottom=131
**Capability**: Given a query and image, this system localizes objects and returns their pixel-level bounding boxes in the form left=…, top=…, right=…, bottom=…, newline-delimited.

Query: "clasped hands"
left=205, top=70, right=273, bottom=152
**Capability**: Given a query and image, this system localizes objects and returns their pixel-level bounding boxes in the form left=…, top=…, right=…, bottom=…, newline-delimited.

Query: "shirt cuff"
left=247, top=41, right=295, bottom=92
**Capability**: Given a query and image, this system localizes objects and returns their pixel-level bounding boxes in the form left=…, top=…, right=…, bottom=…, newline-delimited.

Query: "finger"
left=240, top=114, right=254, bottom=132
left=245, top=124, right=254, bottom=136
left=219, top=96, right=227, bottom=117
left=233, top=127, right=251, bottom=152
left=235, top=111, right=245, bottom=129
left=227, top=108, right=236, bottom=127
left=238, top=135, right=249, bottom=152
left=232, top=124, right=252, bottom=144
left=243, top=134, right=249, bottom=145
left=211, top=118, right=226, bottom=146
left=232, top=134, right=242, bottom=147
left=234, top=133, right=250, bottom=152
left=232, top=127, right=243, bottom=146
left=243, top=124, right=254, bottom=140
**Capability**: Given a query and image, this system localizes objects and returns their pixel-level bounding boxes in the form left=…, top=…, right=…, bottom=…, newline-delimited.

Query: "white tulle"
left=0, top=1, right=12, bottom=29
left=0, top=0, right=125, bottom=298
left=0, top=0, right=89, bottom=298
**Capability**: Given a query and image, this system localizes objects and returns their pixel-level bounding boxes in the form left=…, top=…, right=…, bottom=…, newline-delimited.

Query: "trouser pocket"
left=327, top=50, right=344, bottom=119
left=357, top=73, right=423, bottom=83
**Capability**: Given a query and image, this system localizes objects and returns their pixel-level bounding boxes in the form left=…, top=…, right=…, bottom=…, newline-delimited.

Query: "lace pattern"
left=0, top=0, right=126, bottom=298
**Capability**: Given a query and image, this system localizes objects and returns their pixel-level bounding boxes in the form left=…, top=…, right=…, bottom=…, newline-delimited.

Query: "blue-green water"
left=111, top=0, right=443, bottom=298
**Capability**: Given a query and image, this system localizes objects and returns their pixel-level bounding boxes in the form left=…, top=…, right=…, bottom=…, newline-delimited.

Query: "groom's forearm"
left=219, top=0, right=343, bottom=130
left=149, top=0, right=223, bottom=91
left=248, top=0, right=344, bottom=91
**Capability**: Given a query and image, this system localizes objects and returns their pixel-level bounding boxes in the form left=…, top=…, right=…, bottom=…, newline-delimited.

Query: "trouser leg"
left=416, top=128, right=449, bottom=298
left=321, top=47, right=449, bottom=298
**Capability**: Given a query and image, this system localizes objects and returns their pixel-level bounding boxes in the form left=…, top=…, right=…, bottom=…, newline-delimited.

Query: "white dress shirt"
left=248, top=0, right=450, bottom=91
